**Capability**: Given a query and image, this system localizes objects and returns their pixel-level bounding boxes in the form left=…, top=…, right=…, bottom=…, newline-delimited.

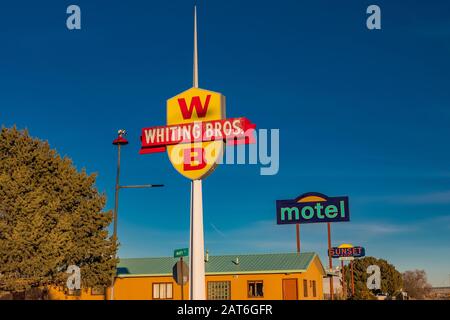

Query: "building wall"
left=114, top=276, right=171, bottom=300
left=205, top=271, right=323, bottom=300
left=49, top=257, right=324, bottom=300
left=48, top=286, right=106, bottom=300
left=113, top=273, right=323, bottom=300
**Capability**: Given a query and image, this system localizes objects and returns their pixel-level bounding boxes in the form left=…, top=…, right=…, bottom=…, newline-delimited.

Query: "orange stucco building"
left=49, top=252, right=326, bottom=300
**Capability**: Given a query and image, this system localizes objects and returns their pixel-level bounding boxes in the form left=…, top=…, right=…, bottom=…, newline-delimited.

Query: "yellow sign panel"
left=166, top=87, right=226, bottom=180
left=338, top=243, right=354, bottom=248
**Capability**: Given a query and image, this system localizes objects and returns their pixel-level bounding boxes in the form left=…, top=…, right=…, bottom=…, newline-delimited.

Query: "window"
left=66, top=288, right=81, bottom=296
left=91, top=287, right=106, bottom=296
left=207, top=281, right=231, bottom=300
left=312, top=280, right=317, bottom=297
left=152, top=283, right=173, bottom=300
left=303, top=279, right=308, bottom=297
left=248, top=281, right=264, bottom=298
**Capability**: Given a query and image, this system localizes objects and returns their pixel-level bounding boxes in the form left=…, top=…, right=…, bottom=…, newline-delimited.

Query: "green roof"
left=116, top=252, right=324, bottom=277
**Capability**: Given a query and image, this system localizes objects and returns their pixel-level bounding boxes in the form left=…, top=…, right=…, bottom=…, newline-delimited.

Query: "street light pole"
left=110, top=130, right=128, bottom=300
left=113, top=132, right=127, bottom=243
left=109, top=129, right=164, bottom=300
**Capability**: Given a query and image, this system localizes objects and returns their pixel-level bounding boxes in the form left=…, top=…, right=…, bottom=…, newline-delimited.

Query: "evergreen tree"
left=0, top=127, right=117, bottom=296
left=344, top=256, right=403, bottom=300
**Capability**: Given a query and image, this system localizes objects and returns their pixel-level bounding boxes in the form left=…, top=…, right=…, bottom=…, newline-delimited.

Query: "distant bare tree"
left=402, top=270, right=432, bottom=299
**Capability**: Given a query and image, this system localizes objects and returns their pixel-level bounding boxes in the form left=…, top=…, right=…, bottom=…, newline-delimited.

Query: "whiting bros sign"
left=140, top=87, right=256, bottom=180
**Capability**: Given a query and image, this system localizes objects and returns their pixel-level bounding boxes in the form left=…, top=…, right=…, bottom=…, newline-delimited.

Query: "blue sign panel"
left=276, top=193, right=350, bottom=225
left=329, top=246, right=365, bottom=258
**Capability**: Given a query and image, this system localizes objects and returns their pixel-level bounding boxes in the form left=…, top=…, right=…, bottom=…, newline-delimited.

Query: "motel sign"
left=276, top=194, right=350, bottom=225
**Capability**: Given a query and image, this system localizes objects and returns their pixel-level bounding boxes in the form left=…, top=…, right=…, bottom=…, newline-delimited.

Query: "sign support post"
left=296, top=224, right=300, bottom=253
left=341, top=260, right=346, bottom=299
left=180, top=256, right=184, bottom=300
left=190, top=179, right=205, bottom=299
left=189, top=7, right=206, bottom=300
left=173, top=247, right=189, bottom=299
left=327, top=222, right=334, bottom=300
left=351, top=260, right=355, bottom=296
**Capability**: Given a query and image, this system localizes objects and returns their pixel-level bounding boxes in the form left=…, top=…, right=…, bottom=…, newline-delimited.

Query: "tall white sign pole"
left=189, top=6, right=206, bottom=300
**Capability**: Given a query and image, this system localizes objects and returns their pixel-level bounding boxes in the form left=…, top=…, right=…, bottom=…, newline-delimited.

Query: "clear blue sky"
left=1, top=0, right=449, bottom=286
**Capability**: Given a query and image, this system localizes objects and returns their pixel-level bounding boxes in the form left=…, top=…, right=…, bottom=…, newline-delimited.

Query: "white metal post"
left=189, top=179, right=205, bottom=299
left=189, top=6, right=206, bottom=300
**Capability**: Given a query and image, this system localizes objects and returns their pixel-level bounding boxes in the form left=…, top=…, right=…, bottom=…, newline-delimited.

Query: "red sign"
left=140, top=117, right=256, bottom=154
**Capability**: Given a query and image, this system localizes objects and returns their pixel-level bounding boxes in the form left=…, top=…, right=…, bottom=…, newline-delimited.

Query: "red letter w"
left=178, top=95, right=211, bottom=119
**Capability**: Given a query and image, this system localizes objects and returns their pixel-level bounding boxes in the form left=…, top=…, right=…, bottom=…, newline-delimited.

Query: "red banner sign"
left=140, top=117, right=256, bottom=154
